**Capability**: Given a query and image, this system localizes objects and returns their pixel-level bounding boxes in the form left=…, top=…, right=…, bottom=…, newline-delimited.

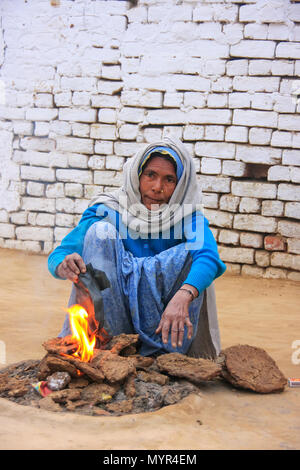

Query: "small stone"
left=47, top=372, right=71, bottom=391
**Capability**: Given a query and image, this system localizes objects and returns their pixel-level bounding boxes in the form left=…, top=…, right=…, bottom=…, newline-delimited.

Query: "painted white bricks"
left=56, top=169, right=93, bottom=185
left=285, top=202, right=300, bottom=220
left=202, top=193, right=219, bottom=209
left=219, top=229, right=240, bottom=245
left=278, top=184, right=300, bottom=201
left=94, top=170, right=123, bottom=187
left=261, top=200, right=284, bottom=217
left=20, top=137, right=55, bottom=152
left=26, top=108, right=58, bottom=121
left=198, top=175, right=231, bottom=193
left=268, top=166, right=291, bottom=182
left=233, top=110, right=277, bottom=128
left=195, top=142, right=235, bottom=159
left=236, top=145, right=281, bottom=164
left=219, top=195, right=240, bottom=212
left=222, top=160, right=247, bottom=177
left=60, top=77, right=97, bottom=92
left=201, top=157, right=222, bottom=174
left=106, top=155, right=125, bottom=171
left=193, top=6, right=214, bottom=22
left=271, top=252, right=300, bottom=271
left=189, top=109, right=231, bottom=125
left=239, top=3, right=287, bottom=24
left=56, top=137, right=94, bottom=154
left=278, top=221, right=300, bottom=238
left=249, top=128, right=272, bottom=146
left=219, top=246, right=254, bottom=264
left=59, top=108, right=97, bottom=123
left=240, top=232, right=263, bottom=249
left=90, top=124, right=117, bottom=140
left=16, top=226, right=53, bottom=242
left=13, top=121, right=34, bottom=136
left=278, top=115, right=300, bottom=132
left=282, top=150, right=300, bottom=167
left=231, top=40, right=276, bottom=59
left=0, top=223, right=15, bottom=238
left=288, top=238, right=300, bottom=255
left=232, top=181, right=277, bottom=199
left=204, top=209, right=234, bottom=228
left=225, top=126, right=248, bottom=143
left=276, top=42, right=300, bottom=59
left=0, top=0, right=299, bottom=279
left=22, top=197, right=56, bottom=213
left=255, top=250, right=270, bottom=267
left=239, top=197, right=260, bottom=214
left=234, top=214, right=277, bottom=233
left=122, top=90, right=162, bottom=109
left=21, top=166, right=55, bottom=182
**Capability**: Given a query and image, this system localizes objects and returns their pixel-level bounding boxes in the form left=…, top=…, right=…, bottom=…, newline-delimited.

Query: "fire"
left=67, top=304, right=96, bottom=362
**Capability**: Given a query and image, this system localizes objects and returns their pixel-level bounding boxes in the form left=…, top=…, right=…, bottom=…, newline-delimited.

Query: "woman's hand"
left=155, top=286, right=198, bottom=349
left=56, top=253, right=86, bottom=282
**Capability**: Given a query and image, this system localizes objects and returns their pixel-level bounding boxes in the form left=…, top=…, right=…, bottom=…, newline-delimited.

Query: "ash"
left=0, top=333, right=220, bottom=416
left=0, top=338, right=286, bottom=416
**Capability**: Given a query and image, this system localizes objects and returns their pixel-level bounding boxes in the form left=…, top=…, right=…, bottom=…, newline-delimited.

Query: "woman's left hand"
left=155, top=289, right=195, bottom=349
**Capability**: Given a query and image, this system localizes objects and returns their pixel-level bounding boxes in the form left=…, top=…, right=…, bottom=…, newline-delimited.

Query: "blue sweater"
left=48, top=204, right=226, bottom=294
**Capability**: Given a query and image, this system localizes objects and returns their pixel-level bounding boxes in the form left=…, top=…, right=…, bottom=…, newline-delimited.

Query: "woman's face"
left=139, top=156, right=177, bottom=210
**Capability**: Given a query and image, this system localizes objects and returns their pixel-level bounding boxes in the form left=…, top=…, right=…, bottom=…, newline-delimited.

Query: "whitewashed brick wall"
left=0, top=0, right=300, bottom=281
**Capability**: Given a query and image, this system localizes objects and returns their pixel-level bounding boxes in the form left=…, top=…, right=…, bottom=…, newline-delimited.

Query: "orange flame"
left=67, top=304, right=96, bottom=362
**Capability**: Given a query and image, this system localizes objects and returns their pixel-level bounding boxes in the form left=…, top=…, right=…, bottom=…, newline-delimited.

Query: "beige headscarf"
left=90, top=137, right=203, bottom=235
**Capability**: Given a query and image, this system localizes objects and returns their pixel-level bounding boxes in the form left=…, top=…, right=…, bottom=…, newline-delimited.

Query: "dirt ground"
left=0, top=248, right=299, bottom=450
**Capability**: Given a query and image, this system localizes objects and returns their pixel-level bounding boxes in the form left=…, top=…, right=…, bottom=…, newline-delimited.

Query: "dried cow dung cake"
left=156, top=352, right=222, bottom=384
left=220, top=344, right=287, bottom=393
left=108, top=334, right=139, bottom=355
left=99, top=352, right=136, bottom=383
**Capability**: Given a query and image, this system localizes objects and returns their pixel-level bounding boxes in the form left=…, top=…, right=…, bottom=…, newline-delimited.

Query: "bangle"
left=178, top=288, right=195, bottom=301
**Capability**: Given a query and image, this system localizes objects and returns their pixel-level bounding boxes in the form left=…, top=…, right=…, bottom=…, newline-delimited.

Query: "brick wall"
left=0, top=0, right=300, bottom=280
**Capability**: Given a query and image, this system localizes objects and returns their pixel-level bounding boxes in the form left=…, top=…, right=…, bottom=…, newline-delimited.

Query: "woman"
left=48, top=137, right=226, bottom=358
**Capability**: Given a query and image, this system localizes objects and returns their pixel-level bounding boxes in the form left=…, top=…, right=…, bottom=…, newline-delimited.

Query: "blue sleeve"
left=183, top=213, right=226, bottom=294
left=48, top=204, right=107, bottom=279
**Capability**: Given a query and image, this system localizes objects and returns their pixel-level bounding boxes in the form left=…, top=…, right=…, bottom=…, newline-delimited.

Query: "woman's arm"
left=183, top=213, right=226, bottom=294
left=48, top=204, right=105, bottom=280
left=156, top=213, right=226, bottom=348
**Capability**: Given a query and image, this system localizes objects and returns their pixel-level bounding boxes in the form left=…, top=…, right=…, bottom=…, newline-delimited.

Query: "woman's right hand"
left=56, top=253, right=86, bottom=282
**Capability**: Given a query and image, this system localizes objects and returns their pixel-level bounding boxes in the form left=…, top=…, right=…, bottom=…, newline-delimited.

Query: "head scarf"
left=138, top=146, right=184, bottom=181
left=90, top=137, right=202, bottom=235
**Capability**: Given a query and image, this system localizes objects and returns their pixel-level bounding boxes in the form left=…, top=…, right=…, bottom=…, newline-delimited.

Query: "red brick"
left=264, top=235, right=285, bottom=251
